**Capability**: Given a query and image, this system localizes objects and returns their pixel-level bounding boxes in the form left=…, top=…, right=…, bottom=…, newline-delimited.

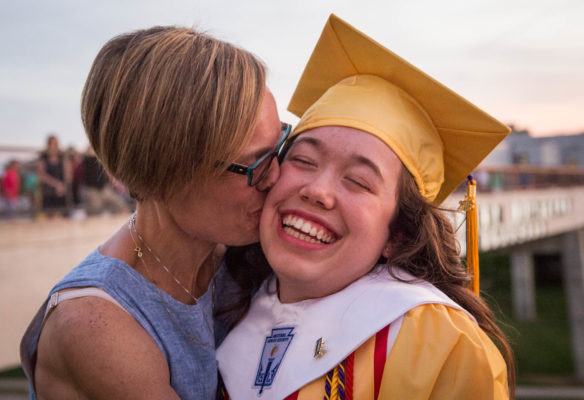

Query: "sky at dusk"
left=1, top=0, right=583, bottom=152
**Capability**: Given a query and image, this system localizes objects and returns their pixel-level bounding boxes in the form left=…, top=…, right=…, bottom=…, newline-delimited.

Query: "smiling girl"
left=217, top=15, right=514, bottom=400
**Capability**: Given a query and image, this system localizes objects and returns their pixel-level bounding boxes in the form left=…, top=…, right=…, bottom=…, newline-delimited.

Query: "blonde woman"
left=21, top=26, right=288, bottom=400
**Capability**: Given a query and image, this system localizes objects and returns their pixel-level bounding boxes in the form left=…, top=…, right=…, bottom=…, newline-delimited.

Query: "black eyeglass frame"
left=226, top=122, right=292, bottom=187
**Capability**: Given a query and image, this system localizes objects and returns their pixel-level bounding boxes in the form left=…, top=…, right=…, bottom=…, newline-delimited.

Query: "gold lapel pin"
left=314, top=337, right=326, bottom=359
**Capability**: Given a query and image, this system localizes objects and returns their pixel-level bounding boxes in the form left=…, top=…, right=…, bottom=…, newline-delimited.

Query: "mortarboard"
left=288, top=14, right=511, bottom=205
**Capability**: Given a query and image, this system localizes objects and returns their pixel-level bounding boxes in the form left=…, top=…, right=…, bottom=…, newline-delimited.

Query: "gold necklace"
left=129, top=213, right=200, bottom=304
left=128, top=213, right=215, bottom=349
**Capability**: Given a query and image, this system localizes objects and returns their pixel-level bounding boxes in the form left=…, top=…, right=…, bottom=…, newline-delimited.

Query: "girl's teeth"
left=283, top=226, right=329, bottom=245
left=282, top=215, right=336, bottom=244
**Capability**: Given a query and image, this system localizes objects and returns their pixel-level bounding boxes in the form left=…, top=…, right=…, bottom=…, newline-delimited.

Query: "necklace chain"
left=129, top=213, right=200, bottom=304
left=127, top=213, right=215, bottom=349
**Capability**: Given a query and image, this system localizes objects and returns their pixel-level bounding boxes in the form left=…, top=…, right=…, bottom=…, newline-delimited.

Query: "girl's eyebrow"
left=350, top=155, right=383, bottom=180
left=292, top=136, right=322, bottom=149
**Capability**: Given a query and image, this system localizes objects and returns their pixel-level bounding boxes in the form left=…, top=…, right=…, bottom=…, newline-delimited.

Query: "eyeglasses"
left=226, top=122, right=292, bottom=187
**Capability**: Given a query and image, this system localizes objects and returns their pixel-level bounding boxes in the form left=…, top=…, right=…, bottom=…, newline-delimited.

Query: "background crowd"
left=0, top=134, right=132, bottom=220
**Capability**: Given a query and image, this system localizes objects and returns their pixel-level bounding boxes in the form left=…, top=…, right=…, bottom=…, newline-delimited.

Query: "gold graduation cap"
left=288, top=14, right=510, bottom=205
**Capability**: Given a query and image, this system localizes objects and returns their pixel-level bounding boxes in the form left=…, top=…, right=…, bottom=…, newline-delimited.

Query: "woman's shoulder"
left=31, top=249, right=181, bottom=399
left=35, top=289, right=176, bottom=400
left=53, top=249, right=139, bottom=292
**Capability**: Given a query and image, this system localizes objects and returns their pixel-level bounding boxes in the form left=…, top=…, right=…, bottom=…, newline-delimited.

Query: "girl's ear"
left=382, top=242, right=391, bottom=259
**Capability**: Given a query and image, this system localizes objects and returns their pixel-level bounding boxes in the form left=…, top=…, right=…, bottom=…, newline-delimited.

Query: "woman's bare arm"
left=35, top=296, right=180, bottom=400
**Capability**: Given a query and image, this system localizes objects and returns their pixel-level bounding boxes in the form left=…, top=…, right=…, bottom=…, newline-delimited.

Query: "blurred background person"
left=37, top=134, right=72, bottom=218
left=1, top=159, right=21, bottom=218
left=66, top=145, right=83, bottom=209
left=21, top=161, right=41, bottom=217
left=79, top=146, right=131, bottom=216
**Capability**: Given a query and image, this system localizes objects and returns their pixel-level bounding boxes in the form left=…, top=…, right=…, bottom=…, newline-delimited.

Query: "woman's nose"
left=255, top=158, right=280, bottom=192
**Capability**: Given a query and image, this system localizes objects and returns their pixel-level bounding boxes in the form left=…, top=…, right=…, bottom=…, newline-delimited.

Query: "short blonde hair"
left=81, top=26, right=266, bottom=199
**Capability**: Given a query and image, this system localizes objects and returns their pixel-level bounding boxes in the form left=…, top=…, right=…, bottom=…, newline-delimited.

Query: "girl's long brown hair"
left=388, top=168, right=516, bottom=397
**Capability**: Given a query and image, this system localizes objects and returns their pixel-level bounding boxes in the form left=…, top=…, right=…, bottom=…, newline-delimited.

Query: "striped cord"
left=324, top=352, right=354, bottom=400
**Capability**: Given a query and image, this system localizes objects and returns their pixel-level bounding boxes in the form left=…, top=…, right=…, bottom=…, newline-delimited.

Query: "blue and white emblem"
left=254, top=327, right=295, bottom=395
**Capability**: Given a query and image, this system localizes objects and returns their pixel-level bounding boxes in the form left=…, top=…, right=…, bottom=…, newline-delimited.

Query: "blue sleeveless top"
left=20, top=249, right=217, bottom=400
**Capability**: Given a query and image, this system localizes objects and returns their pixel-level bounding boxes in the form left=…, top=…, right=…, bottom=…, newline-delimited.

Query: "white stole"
left=217, top=266, right=473, bottom=400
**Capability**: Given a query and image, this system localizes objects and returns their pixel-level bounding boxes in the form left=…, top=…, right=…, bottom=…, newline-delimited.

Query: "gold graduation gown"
left=291, top=304, right=508, bottom=399
left=217, top=267, right=508, bottom=400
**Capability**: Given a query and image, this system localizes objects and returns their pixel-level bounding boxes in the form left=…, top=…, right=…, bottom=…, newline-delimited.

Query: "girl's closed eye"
left=345, top=177, right=372, bottom=192
left=289, top=154, right=317, bottom=167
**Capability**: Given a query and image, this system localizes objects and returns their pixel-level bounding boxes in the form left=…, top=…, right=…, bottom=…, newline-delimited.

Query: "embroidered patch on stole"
left=254, top=327, right=295, bottom=395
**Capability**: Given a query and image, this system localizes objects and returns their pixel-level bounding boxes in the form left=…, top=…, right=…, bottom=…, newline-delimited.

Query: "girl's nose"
left=298, top=174, right=336, bottom=209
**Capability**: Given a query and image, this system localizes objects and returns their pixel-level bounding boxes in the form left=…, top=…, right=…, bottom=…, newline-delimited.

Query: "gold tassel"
left=459, top=176, right=480, bottom=295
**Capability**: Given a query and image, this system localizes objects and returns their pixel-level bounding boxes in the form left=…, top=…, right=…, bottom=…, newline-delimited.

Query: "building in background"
left=483, top=126, right=584, bottom=167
